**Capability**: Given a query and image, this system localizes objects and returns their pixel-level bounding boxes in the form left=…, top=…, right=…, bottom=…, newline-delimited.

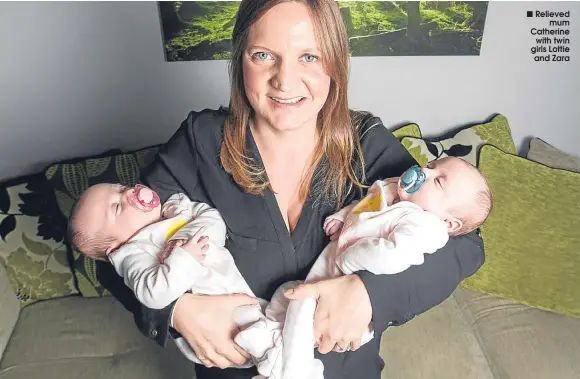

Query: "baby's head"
left=398, top=157, right=492, bottom=236
left=68, top=183, right=162, bottom=261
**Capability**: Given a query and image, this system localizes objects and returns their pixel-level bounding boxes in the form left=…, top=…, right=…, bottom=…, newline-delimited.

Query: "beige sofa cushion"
left=380, top=293, right=494, bottom=379
left=0, top=264, right=19, bottom=362
left=527, top=138, right=580, bottom=173
left=0, top=296, right=194, bottom=379
left=454, top=287, right=580, bottom=379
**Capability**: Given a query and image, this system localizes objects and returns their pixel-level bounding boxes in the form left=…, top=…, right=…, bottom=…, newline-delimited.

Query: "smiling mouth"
left=269, top=96, right=305, bottom=104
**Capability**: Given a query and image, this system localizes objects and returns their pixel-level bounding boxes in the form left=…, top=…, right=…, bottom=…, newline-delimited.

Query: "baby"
left=236, top=157, right=493, bottom=379
left=68, top=183, right=268, bottom=368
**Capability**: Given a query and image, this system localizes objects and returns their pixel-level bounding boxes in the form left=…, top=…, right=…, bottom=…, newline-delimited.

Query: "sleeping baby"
left=236, top=156, right=493, bottom=379
left=67, top=183, right=269, bottom=370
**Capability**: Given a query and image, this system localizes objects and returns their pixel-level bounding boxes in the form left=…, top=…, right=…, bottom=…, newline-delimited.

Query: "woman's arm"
left=357, top=231, right=484, bottom=332
left=354, top=116, right=485, bottom=333
left=96, top=258, right=174, bottom=346
left=141, top=113, right=200, bottom=203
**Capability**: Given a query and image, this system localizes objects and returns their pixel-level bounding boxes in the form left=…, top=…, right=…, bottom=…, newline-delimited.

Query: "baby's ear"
left=445, top=218, right=463, bottom=234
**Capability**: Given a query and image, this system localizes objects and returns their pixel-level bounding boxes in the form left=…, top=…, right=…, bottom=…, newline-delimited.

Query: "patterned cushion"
left=391, top=123, right=422, bottom=139
left=400, top=114, right=517, bottom=167
left=44, top=146, right=161, bottom=297
left=0, top=174, right=77, bottom=306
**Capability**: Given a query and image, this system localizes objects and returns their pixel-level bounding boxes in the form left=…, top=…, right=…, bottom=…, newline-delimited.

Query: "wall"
left=0, top=1, right=578, bottom=181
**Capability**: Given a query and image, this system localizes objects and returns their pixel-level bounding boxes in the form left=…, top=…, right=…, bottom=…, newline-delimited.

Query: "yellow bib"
left=353, top=193, right=382, bottom=214
left=165, top=218, right=189, bottom=240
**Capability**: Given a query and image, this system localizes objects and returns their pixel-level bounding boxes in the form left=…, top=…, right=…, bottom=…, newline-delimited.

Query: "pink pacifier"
left=127, top=184, right=161, bottom=212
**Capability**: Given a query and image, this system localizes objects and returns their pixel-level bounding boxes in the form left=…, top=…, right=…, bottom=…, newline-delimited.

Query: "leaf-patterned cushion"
left=0, top=174, right=77, bottom=306
left=391, top=123, right=422, bottom=139
left=44, top=145, right=161, bottom=297
left=400, top=114, right=517, bottom=167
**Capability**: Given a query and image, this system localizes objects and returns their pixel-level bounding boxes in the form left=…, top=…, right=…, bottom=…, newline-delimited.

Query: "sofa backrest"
left=0, top=263, right=20, bottom=361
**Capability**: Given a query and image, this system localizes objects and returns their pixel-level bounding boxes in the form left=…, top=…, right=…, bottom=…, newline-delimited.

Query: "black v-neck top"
left=97, top=108, right=484, bottom=379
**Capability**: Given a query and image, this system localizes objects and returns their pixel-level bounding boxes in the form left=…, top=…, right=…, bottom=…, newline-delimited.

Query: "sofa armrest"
left=0, top=263, right=20, bottom=361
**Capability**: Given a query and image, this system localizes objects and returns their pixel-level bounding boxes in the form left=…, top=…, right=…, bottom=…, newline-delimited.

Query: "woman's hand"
left=172, top=293, right=259, bottom=368
left=284, top=274, right=372, bottom=354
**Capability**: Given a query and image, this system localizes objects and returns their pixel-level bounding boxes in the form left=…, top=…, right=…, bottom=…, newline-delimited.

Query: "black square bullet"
left=527, top=11, right=533, bottom=17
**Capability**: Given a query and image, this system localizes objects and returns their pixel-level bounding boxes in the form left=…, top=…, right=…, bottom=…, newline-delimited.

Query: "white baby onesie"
left=108, top=193, right=267, bottom=368
left=235, top=179, right=450, bottom=379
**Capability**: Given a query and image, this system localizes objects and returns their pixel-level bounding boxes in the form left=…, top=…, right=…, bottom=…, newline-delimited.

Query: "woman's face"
left=243, top=2, right=331, bottom=133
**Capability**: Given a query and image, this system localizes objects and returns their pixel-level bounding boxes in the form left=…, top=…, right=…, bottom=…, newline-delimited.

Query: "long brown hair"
left=220, top=0, right=366, bottom=209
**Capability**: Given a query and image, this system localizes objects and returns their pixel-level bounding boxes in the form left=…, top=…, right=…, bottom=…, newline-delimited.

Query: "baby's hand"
left=324, top=218, right=344, bottom=241
left=179, top=227, right=210, bottom=263
left=384, top=177, right=401, bottom=205
left=160, top=239, right=187, bottom=264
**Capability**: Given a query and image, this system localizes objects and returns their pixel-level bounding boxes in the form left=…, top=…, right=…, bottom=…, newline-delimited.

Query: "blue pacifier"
left=399, top=165, right=426, bottom=194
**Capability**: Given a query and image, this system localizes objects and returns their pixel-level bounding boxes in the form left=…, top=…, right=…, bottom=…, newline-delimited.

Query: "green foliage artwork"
left=158, top=1, right=488, bottom=61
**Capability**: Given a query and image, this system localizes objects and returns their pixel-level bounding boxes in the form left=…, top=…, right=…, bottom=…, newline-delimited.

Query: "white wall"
left=0, top=1, right=578, bottom=181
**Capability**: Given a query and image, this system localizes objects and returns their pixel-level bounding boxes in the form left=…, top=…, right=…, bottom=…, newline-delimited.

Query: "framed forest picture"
left=159, top=1, right=489, bottom=61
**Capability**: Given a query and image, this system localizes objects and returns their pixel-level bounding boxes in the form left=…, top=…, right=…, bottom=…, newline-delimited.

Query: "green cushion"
left=392, top=123, right=422, bottom=139
left=400, top=114, right=517, bottom=167
left=0, top=175, right=77, bottom=306
left=461, top=145, right=580, bottom=318
left=44, top=145, right=161, bottom=297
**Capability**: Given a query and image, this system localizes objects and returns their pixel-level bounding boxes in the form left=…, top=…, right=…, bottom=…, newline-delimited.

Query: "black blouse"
left=97, top=108, right=484, bottom=379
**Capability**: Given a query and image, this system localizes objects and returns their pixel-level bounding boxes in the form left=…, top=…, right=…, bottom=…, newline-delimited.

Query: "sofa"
left=1, top=113, right=579, bottom=379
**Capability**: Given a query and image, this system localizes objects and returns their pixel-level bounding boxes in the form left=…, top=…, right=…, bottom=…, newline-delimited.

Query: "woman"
left=97, top=0, right=484, bottom=378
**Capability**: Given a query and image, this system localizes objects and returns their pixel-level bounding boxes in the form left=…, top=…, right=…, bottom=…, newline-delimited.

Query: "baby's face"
left=73, top=183, right=162, bottom=254
left=398, top=158, right=483, bottom=231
